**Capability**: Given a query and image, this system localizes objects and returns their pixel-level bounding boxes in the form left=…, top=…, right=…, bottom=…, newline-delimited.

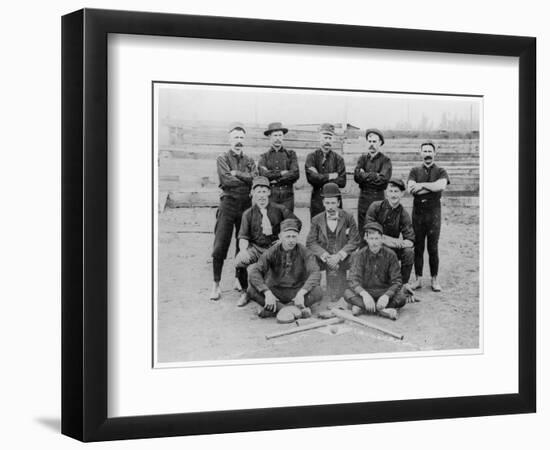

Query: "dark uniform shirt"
left=408, top=163, right=451, bottom=209
left=348, top=246, right=402, bottom=298
left=216, top=150, right=257, bottom=199
left=248, top=243, right=321, bottom=293
left=238, top=203, right=295, bottom=249
left=354, top=152, right=392, bottom=192
left=258, top=147, right=300, bottom=187
left=305, top=149, right=347, bottom=189
left=366, top=199, right=415, bottom=242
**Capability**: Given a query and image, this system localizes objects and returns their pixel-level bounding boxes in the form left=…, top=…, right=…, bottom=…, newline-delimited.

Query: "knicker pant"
left=270, top=186, right=295, bottom=212
left=412, top=206, right=441, bottom=277
left=392, top=247, right=414, bottom=284
left=211, top=196, right=251, bottom=282
left=344, top=287, right=407, bottom=310
left=357, top=190, right=385, bottom=237
left=317, top=259, right=350, bottom=301
left=234, top=246, right=265, bottom=290
left=247, top=283, right=323, bottom=310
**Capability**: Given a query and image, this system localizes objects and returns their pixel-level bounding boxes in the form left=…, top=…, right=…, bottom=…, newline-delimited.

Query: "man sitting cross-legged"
left=247, top=218, right=323, bottom=318
left=234, top=176, right=295, bottom=307
left=306, top=182, right=361, bottom=303
left=344, top=222, right=408, bottom=320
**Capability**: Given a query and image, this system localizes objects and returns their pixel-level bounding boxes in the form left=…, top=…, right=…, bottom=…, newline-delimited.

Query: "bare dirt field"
left=156, top=205, right=479, bottom=364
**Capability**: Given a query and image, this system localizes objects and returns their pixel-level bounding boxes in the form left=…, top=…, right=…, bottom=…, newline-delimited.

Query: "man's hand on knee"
left=360, top=291, right=376, bottom=313
left=376, top=294, right=390, bottom=311
left=264, top=290, right=279, bottom=311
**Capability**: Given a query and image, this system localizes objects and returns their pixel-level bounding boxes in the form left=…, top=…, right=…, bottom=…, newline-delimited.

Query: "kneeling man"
left=306, top=183, right=361, bottom=302
left=344, top=222, right=408, bottom=320
left=247, top=218, right=323, bottom=318
left=365, top=178, right=415, bottom=289
left=235, top=176, right=295, bottom=306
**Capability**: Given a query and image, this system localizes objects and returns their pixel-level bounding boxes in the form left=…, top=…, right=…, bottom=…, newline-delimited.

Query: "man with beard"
left=305, top=123, right=347, bottom=219
left=306, top=183, right=361, bottom=302
left=344, top=222, right=408, bottom=320
left=234, top=176, right=295, bottom=307
left=354, top=128, right=392, bottom=235
left=258, top=122, right=300, bottom=211
left=209, top=122, right=257, bottom=301
left=407, top=140, right=450, bottom=292
left=247, top=218, right=323, bottom=318
left=366, top=178, right=415, bottom=289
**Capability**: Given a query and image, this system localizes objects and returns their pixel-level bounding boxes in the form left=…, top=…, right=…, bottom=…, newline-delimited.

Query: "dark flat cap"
left=252, top=176, right=271, bottom=190
left=364, top=221, right=384, bottom=235
left=280, top=218, right=302, bottom=233
left=264, top=122, right=289, bottom=136
left=319, top=123, right=335, bottom=135
left=228, top=122, right=246, bottom=133
left=321, top=182, right=341, bottom=198
left=388, top=178, right=406, bottom=191
left=365, top=128, right=385, bottom=145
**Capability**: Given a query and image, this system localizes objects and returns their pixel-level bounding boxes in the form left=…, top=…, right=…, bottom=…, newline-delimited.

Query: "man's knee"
left=389, top=291, right=407, bottom=309
left=306, top=286, right=323, bottom=305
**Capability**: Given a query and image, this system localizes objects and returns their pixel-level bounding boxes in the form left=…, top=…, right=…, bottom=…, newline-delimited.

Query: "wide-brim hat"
left=280, top=218, right=302, bottom=233
left=321, top=182, right=341, bottom=198
left=387, top=178, right=406, bottom=191
left=365, top=128, right=385, bottom=145
left=264, top=122, right=289, bottom=136
left=252, top=176, right=271, bottom=190
left=363, top=221, right=383, bottom=235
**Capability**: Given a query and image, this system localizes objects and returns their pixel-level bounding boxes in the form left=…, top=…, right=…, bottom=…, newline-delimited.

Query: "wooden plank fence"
left=159, top=123, right=479, bottom=210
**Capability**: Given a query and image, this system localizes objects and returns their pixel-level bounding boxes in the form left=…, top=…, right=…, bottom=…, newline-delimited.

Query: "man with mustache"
left=366, top=178, right=415, bottom=289
left=210, top=122, right=257, bottom=301
left=344, top=222, right=408, bottom=320
left=306, top=183, right=361, bottom=302
left=234, top=176, right=295, bottom=307
left=258, top=122, right=300, bottom=212
left=305, top=123, right=347, bottom=219
left=407, top=140, right=450, bottom=292
left=354, top=128, right=392, bottom=236
left=247, top=218, right=323, bottom=319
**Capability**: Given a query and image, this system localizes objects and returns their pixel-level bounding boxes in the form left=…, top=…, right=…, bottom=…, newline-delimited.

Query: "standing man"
left=354, top=128, right=392, bottom=235
left=305, top=123, right=347, bottom=219
left=407, top=140, right=450, bottom=292
left=258, top=122, right=300, bottom=211
left=306, top=183, right=361, bottom=302
left=210, top=122, right=257, bottom=301
left=247, top=218, right=323, bottom=318
left=234, top=176, right=295, bottom=307
left=366, top=178, right=415, bottom=288
left=344, top=222, right=408, bottom=320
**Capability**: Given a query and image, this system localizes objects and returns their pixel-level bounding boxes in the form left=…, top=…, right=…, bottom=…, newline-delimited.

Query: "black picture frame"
left=61, top=8, right=536, bottom=442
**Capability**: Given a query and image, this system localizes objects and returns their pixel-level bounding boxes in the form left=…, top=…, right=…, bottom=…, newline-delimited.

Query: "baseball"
left=329, top=325, right=338, bottom=334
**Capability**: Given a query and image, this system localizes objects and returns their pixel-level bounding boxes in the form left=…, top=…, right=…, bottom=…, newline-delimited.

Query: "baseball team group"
left=207, top=120, right=450, bottom=322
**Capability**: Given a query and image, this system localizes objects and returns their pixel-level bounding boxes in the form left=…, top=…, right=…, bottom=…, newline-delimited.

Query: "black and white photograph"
left=154, top=83, right=481, bottom=366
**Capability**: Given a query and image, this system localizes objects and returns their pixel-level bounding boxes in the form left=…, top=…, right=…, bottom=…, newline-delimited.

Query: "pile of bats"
left=266, top=308, right=404, bottom=341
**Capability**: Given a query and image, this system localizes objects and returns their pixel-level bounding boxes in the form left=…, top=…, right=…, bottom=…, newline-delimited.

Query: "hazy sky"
left=158, top=84, right=481, bottom=131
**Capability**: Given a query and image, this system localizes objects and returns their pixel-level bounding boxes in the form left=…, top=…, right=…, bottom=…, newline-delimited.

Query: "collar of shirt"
left=423, top=162, right=436, bottom=170
left=383, top=199, right=402, bottom=211
left=229, top=149, right=244, bottom=160
left=270, top=146, right=286, bottom=153
left=325, top=211, right=339, bottom=221
left=367, top=151, right=381, bottom=160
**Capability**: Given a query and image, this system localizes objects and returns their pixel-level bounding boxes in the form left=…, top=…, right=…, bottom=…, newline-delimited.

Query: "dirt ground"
left=156, top=206, right=479, bottom=364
